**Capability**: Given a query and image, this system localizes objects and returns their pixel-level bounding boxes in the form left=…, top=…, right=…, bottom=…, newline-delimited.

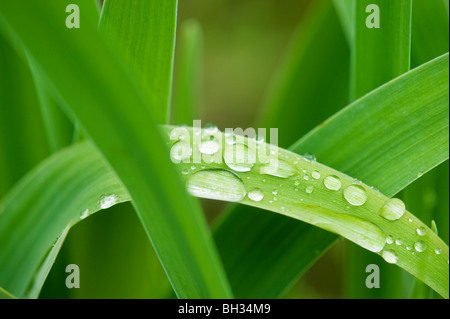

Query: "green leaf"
left=346, top=0, right=412, bottom=299
left=0, top=0, right=232, bottom=299
left=99, top=0, right=178, bottom=123
left=171, top=19, right=204, bottom=125
left=0, top=286, right=16, bottom=299
left=0, top=31, right=49, bottom=198
left=214, top=53, right=449, bottom=298
left=350, top=0, right=412, bottom=100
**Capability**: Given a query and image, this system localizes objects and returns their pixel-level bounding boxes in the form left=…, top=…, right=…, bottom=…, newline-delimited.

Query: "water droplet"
left=435, top=248, right=442, bottom=255
left=273, top=197, right=278, bottom=201
left=223, top=143, right=254, bottom=172
left=248, top=188, right=264, bottom=202
left=80, top=209, right=89, bottom=220
left=100, top=194, right=119, bottom=209
left=323, top=175, right=341, bottom=191
left=303, top=153, right=316, bottom=162
left=199, top=140, right=220, bottom=155
left=306, top=185, right=314, bottom=194
left=181, top=169, right=189, bottom=175
left=408, top=218, right=413, bottom=222
left=414, top=241, right=427, bottom=252
left=303, top=174, right=310, bottom=181
left=170, top=141, right=192, bottom=162
left=260, top=159, right=297, bottom=178
left=395, top=239, right=403, bottom=246
left=204, top=123, right=218, bottom=134
left=311, top=170, right=321, bottom=180
left=380, top=198, right=405, bottom=221
left=406, top=245, right=412, bottom=251
left=187, top=169, right=245, bottom=202
left=343, top=185, right=367, bottom=206
left=386, top=236, right=394, bottom=244
left=294, top=180, right=300, bottom=186
left=272, top=189, right=278, bottom=195
left=381, top=250, right=398, bottom=264
left=416, top=227, right=427, bottom=236
left=191, top=165, right=196, bottom=170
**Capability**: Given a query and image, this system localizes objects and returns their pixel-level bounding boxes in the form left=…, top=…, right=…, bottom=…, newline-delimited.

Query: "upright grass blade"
left=99, top=0, right=178, bottom=123
left=171, top=19, right=204, bottom=125
left=0, top=0, right=232, bottom=299
left=258, top=0, right=350, bottom=147
left=213, top=53, right=449, bottom=298
left=0, top=31, right=49, bottom=198
left=346, top=0, right=412, bottom=299
left=0, top=54, right=448, bottom=299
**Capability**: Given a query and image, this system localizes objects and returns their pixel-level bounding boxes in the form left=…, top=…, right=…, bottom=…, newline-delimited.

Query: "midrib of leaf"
left=0, top=0, right=232, bottom=299
left=0, top=54, right=448, bottom=299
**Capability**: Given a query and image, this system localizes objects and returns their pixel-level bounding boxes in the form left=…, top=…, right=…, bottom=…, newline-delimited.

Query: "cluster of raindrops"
left=172, top=125, right=449, bottom=267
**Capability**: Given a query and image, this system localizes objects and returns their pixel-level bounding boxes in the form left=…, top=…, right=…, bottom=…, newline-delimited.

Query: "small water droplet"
left=416, top=227, right=427, bottom=236
left=303, top=174, right=310, bottom=181
left=343, top=185, right=367, bottom=206
left=306, top=185, right=314, bottom=194
left=80, top=209, right=89, bottom=220
left=272, top=189, right=278, bottom=195
left=381, top=250, right=398, bottom=264
left=248, top=188, right=264, bottom=202
left=294, top=180, right=300, bottom=186
left=182, top=169, right=189, bottom=175
left=435, top=248, right=442, bottom=255
left=295, top=188, right=299, bottom=192
left=408, top=218, right=413, bottom=222
left=414, top=241, right=427, bottom=252
left=380, top=198, right=405, bottom=221
left=323, top=175, right=341, bottom=191
left=303, top=153, right=316, bottom=162
left=204, top=123, right=218, bottom=134
left=311, top=170, right=321, bottom=180
left=199, top=140, right=220, bottom=155
left=395, top=239, right=403, bottom=246
left=191, top=165, right=196, bottom=170
left=386, top=236, right=394, bottom=244
left=273, top=197, right=278, bottom=201
left=100, top=194, right=120, bottom=209
left=406, top=245, right=412, bottom=250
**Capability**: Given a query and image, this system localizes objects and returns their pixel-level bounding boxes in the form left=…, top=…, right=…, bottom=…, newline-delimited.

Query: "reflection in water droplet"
left=100, top=194, right=119, bottom=209
left=248, top=188, right=264, bottom=202
left=381, top=250, right=398, bottom=264
left=343, top=185, right=367, bottom=206
left=414, top=241, right=427, bottom=252
left=187, top=169, right=246, bottom=202
left=380, top=198, right=405, bottom=221
left=323, top=175, right=341, bottom=191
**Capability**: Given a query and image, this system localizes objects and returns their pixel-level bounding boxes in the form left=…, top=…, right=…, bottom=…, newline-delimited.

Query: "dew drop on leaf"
left=323, top=175, right=341, bottom=191
left=343, top=185, right=367, bottom=206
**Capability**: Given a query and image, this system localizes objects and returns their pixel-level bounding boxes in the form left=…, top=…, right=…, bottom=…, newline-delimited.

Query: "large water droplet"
left=248, top=188, right=264, bottom=202
left=199, top=140, right=220, bottom=155
left=416, top=227, right=427, bottom=236
left=187, top=169, right=246, bottom=202
left=380, top=198, right=405, bottom=221
left=100, top=194, right=119, bottom=209
left=381, top=250, right=398, bottom=264
left=260, top=159, right=297, bottom=178
left=414, top=241, right=427, bottom=252
left=323, top=175, right=341, bottom=191
left=223, top=143, right=254, bottom=172
left=343, top=185, right=367, bottom=206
